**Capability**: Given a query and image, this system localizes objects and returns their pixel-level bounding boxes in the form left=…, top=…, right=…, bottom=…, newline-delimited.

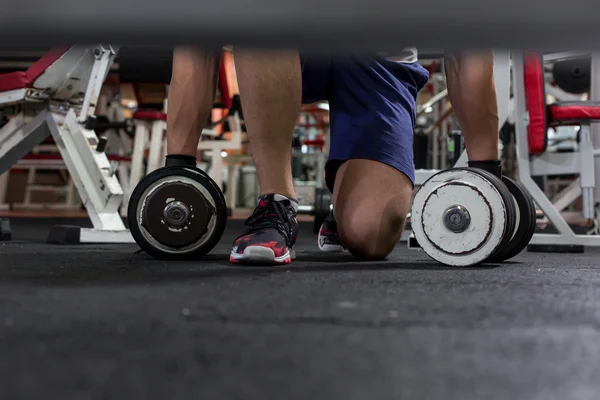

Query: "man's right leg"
left=166, top=47, right=220, bottom=162
left=229, top=49, right=303, bottom=265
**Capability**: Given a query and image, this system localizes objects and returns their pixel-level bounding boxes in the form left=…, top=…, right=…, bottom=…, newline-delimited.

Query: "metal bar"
left=551, top=178, right=581, bottom=212
left=545, top=84, right=584, bottom=102
left=6, top=1, right=600, bottom=48
left=579, top=125, right=595, bottom=219
left=51, top=109, right=126, bottom=231
left=417, top=89, right=447, bottom=115
left=78, top=45, right=117, bottom=122
left=590, top=53, right=600, bottom=203
left=529, top=234, right=600, bottom=246
left=530, top=152, right=581, bottom=176
left=80, top=228, right=134, bottom=244
left=494, top=51, right=512, bottom=126
left=0, top=112, right=51, bottom=175
left=543, top=52, right=590, bottom=62
left=297, top=204, right=314, bottom=214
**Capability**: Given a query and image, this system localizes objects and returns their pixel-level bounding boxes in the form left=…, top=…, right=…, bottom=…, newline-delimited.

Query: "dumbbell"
left=127, top=155, right=227, bottom=260
left=295, top=188, right=332, bottom=234
left=410, top=167, right=536, bottom=267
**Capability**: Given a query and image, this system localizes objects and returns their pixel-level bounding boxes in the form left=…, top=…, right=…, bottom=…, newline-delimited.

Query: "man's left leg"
left=331, top=159, right=414, bottom=259
left=318, top=56, right=430, bottom=259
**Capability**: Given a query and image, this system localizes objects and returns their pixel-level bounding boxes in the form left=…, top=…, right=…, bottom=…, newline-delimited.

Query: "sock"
left=165, top=154, right=196, bottom=167
left=259, top=193, right=299, bottom=213
left=468, top=159, right=502, bottom=179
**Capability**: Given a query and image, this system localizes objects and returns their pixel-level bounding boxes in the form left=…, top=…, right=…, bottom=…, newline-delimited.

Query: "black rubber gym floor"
left=1, top=217, right=600, bottom=399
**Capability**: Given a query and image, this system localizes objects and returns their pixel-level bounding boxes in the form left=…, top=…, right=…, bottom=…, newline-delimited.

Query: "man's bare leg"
left=233, top=49, right=301, bottom=199
left=166, top=47, right=220, bottom=158
left=229, top=49, right=302, bottom=265
left=332, top=159, right=413, bottom=260
left=445, top=51, right=501, bottom=177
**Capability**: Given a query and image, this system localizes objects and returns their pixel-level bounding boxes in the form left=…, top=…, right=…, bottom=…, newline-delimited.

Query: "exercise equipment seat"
left=524, top=53, right=600, bottom=154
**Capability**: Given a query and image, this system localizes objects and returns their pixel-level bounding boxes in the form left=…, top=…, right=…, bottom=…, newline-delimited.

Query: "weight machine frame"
left=511, top=51, right=600, bottom=246
left=0, top=45, right=134, bottom=244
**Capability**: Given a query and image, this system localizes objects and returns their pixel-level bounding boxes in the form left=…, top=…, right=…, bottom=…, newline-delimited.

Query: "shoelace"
left=323, top=214, right=341, bottom=242
left=243, top=200, right=293, bottom=245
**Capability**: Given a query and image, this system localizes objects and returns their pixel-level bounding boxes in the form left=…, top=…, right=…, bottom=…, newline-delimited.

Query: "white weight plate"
left=411, top=169, right=507, bottom=267
left=421, top=184, right=492, bottom=253
left=511, top=194, right=520, bottom=240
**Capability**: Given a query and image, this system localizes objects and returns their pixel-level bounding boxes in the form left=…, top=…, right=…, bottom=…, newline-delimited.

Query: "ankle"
left=260, top=193, right=298, bottom=203
left=259, top=188, right=296, bottom=200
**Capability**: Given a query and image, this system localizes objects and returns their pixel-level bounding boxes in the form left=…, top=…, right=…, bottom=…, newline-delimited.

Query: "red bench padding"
left=0, top=72, right=28, bottom=92
left=524, top=53, right=548, bottom=154
left=133, top=110, right=167, bottom=121
left=524, top=53, right=600, bottom=153
left=0, top=48, right=68, bottom=92
left=548, top=102, right=600, bottom=122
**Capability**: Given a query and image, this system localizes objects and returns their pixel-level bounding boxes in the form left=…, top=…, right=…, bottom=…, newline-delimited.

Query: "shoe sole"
left=230, top=246, right=295, bottom=265
left=318, top=231, right=345, bottom=253
left=319, top=243, right=345, bottom=252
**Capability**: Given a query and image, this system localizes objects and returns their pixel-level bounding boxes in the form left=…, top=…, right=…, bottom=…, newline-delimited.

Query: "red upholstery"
left=523, top=53, right=600, bottom=154
left=0, top=72, right=28, bottom=92
left=12, top=153, right=131, bottom=172
left=523, top=53, right=548, bottom=154
left=303, top=139, right=325, bottom=147
left=548, top=101, right=600, bottom=122
left=218, top=57, right=231, bottom=109
left=0, top=48, right=68, bottom=92
left=133, top=110, right=167, bottom=121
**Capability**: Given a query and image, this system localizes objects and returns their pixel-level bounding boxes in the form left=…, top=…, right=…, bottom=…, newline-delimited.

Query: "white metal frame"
left=127, top=115, right=167, bottom=209
left=198, top=111, right=243, bottom=190
left=512, top=51, right=600, bottom=246
left=0, top=45, right=134, bottom=243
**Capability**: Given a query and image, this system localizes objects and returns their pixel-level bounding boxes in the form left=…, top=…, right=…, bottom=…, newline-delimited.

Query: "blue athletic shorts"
left=300, top=54, right=430, bottom=192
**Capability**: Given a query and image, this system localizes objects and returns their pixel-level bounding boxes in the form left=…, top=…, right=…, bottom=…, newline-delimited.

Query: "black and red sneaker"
left=230, top=194, right=299, bottom=265
left=318, top=211, right=346, bottom=252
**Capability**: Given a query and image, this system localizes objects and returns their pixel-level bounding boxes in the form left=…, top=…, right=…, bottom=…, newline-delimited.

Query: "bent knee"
left=337, top=212, right=406, bottom=260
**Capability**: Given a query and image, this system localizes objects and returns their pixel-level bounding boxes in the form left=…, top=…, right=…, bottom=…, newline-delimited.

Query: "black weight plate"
left=509, top=177, right=536, bottom=259
left=459, top=167, right=517, bottom=263
left=313, top=212, right=329, bottom=234
left=552, top=56, right=591, bottom=94
left=141, top=182, right=212, bottom=249
left=313, top=188, right=332, bottom=234
left=0, top=218, right=11, bottom=241
left=488, top=177, right=537, bottom=262
left=128, top=166, right=227, bottom=260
